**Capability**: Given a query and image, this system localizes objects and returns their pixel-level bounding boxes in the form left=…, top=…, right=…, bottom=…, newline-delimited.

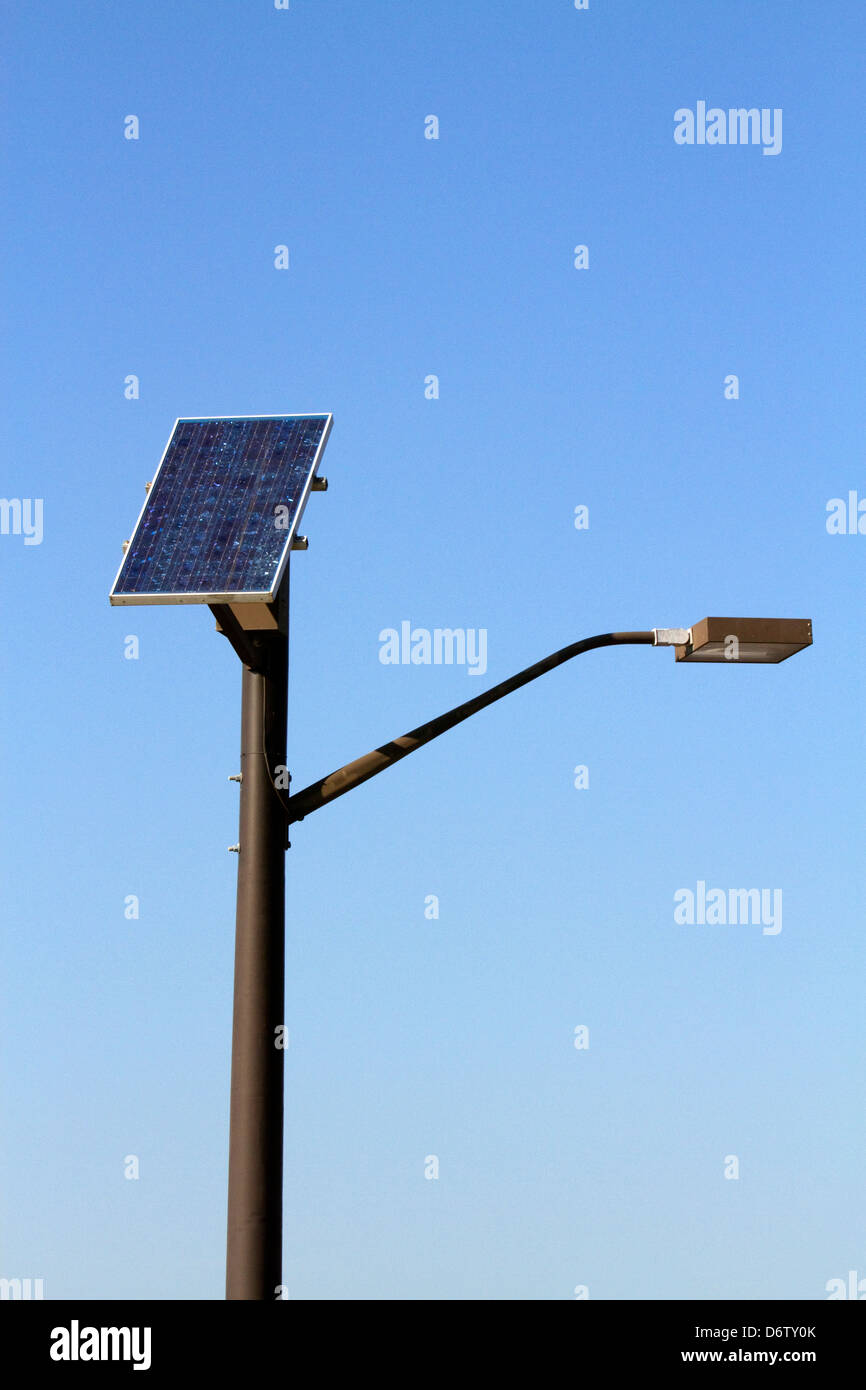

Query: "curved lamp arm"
left=285, top=630, right=655, bottom=824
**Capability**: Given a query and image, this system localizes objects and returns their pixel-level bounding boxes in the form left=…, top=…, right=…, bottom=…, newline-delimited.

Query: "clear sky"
left=2, top=0, right=864, bottom=1301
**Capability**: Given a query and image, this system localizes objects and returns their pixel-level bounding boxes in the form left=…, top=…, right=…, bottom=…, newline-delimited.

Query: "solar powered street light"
left=110, top=414, right=332, bottom=1302
left=111, top=420, right=812, bottom=1301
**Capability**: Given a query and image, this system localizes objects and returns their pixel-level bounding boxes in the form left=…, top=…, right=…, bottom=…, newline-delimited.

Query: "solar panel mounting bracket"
left=211, top=578, right=288, bottom=666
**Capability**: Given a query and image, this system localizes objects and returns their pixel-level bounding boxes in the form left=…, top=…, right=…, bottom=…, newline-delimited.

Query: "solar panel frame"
left=109, top=413, right=333, bottom=606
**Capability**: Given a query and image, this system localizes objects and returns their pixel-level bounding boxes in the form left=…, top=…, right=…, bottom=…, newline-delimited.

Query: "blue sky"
left=1, top=0, right=864, bottom=1300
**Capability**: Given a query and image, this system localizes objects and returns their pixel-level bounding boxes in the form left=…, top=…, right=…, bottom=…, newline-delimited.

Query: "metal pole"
left=225, top=599, right=288, bottom=1300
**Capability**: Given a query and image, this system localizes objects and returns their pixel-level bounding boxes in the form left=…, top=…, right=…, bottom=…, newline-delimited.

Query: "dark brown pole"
left=225, top=599, right=288, bottom=1300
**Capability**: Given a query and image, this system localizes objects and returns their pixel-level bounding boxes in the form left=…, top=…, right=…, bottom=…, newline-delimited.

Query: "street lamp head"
left=656, top=617, right=813, bottom=664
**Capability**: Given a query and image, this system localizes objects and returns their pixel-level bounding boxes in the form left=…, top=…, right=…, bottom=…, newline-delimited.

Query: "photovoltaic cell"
left=110, top=415, right=331, bottom=604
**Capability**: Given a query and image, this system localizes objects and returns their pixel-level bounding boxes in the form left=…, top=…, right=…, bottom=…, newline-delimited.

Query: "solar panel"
left=109, top=414, right=332, bottom=605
